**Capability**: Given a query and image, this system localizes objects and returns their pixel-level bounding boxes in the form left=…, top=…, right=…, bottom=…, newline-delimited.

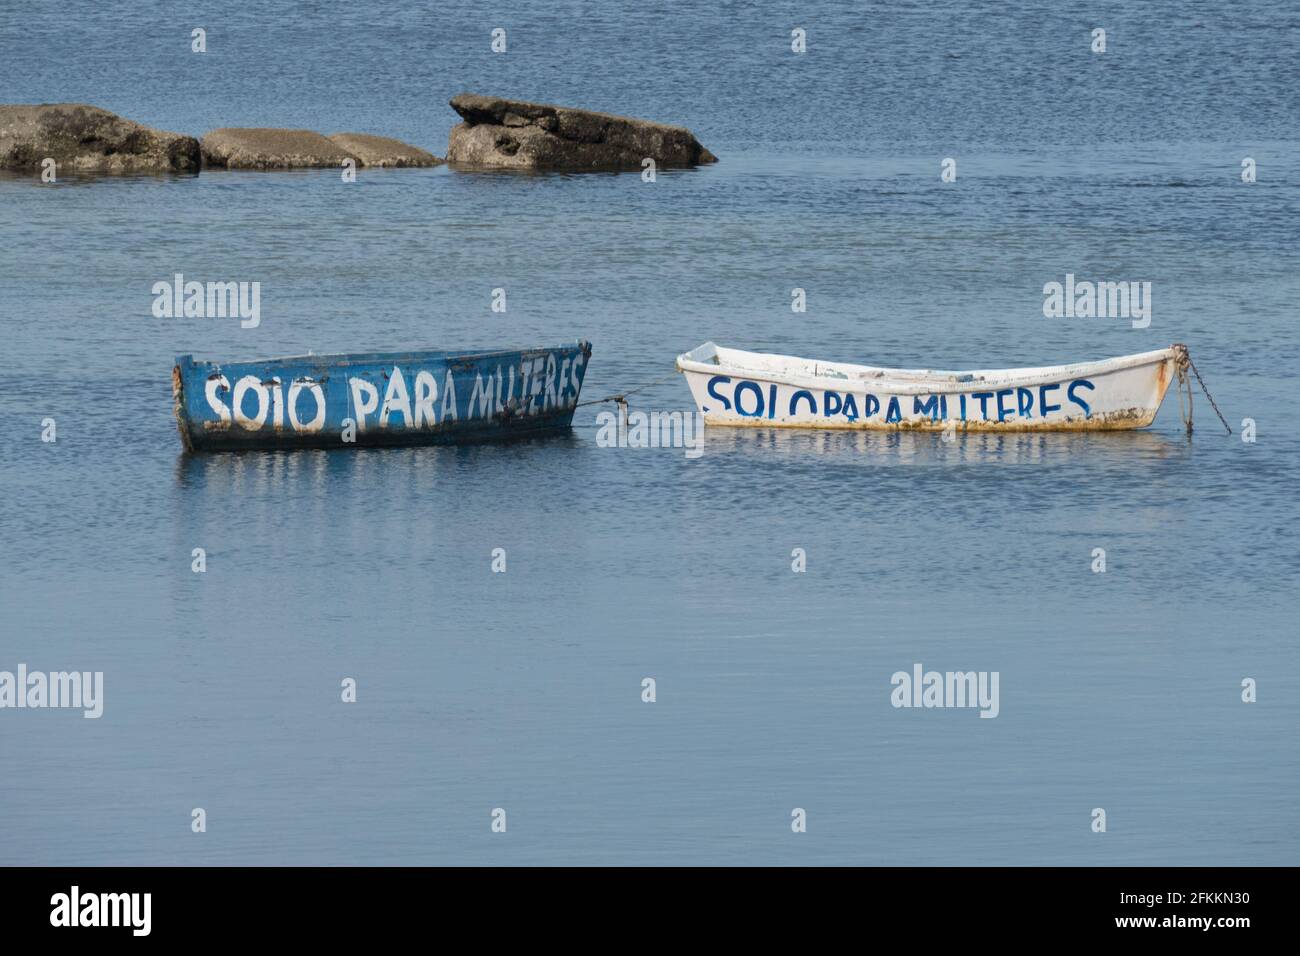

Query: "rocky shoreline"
left=0, top=104, right=199, bottom=173
left=0, top=96, right=715, bottom=176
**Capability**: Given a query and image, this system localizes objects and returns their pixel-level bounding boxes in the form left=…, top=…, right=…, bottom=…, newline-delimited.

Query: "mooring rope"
left=1174, top=345, right=1193, bottom=434
left=575, top=372, right=679, bottom=409
left=1173, top=343, right=1231, bottom=436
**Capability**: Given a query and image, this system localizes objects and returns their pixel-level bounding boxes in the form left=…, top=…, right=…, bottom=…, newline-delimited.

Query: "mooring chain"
left=1172, top=343, right=1231, bottom=436
left=1185, top=353, right=1232, bottom=435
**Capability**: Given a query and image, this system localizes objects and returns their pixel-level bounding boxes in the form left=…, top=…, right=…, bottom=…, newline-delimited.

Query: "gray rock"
left=446, top=93, right=717, bottom=170
left=0, top=103, right=200, bottom=173
left=200, top=128, right=358, bottom=169
left=326, top=133, right=442, bottom=167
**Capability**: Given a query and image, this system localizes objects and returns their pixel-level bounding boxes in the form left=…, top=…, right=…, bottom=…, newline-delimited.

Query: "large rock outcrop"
left=0, top=104, right=200, bottom=173
left=326, top=133, right=442, bottom=167
left=200, top=128, right=358, bottom=169
left=446, top=93, right=716, bottom=171
left=201, top=128, right=441, bottom=169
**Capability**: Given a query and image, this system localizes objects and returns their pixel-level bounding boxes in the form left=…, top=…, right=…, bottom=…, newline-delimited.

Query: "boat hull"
left=174, top=341, right=592, bottom=451
left=676, top=344, right=1179, bottom=432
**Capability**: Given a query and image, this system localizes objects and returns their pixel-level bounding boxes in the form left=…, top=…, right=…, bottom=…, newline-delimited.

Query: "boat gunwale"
left=176, top=340, right=592, bottom=371
left=675, top=343, right=1177, bottom=396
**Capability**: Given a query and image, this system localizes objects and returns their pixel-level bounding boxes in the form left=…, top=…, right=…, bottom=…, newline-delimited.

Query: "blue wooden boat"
left=173, top=341, right=592, bottom=451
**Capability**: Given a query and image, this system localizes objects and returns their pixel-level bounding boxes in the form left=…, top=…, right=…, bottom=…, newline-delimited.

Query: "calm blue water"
left=1, top=1, right=1297, bottom=865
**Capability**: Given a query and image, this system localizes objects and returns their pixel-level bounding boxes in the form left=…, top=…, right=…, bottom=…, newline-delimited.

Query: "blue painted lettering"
left=1067, top=378, right=1095, bottom=417
left=789, top=389, right=817, bottom=416
left=734, top=380, right=765, bottom=417
left=995, top=388, right=1014, bottom=422
left=707, top=375, right=732, bottom=412
left=914, top=394, right=941, bottom=421
left=1039, top=383, right=1061, bottom=417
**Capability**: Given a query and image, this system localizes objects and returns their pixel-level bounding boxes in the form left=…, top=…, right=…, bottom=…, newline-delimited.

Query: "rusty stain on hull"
left=702, top=405, right=1158, bottom=432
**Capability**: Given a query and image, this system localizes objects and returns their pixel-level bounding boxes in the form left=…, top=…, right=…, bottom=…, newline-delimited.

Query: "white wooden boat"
left=676, top=343, right=1188, bottom=431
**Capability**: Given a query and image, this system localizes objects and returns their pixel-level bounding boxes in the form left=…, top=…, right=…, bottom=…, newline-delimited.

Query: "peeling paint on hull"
left=676, top=343, right=1179, bottom=432
left=174, top=342, right=592, bottom=451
